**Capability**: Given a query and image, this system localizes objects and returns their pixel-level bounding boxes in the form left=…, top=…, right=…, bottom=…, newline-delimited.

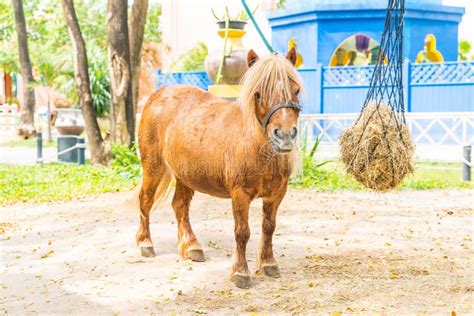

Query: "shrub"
left=110, top=143, right=141, bottom=180
left=170, top=42, right=208, bottom=72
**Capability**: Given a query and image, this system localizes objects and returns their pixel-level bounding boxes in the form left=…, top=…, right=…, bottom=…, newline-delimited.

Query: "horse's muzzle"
left=270, top=127, right=297, bottom=153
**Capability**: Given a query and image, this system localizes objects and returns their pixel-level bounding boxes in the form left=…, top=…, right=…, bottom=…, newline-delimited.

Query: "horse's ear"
left=286, top=47, right=297, bottom=67
left=247, top=49, right=259, bottom=68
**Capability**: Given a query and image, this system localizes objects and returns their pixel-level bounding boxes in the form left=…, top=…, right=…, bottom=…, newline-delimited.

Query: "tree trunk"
left=107, top=0, right=134, bottom=147
left=11, top=0, right=36, bottom=138
left=61, top=0, right=109, bottom=165
left=129, top=0, right=148, bottom=121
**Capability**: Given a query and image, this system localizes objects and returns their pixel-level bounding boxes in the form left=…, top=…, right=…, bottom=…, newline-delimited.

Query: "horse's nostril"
left=291, top=127, right=298, bottom=139
left=274, top=128, right=283, bottom=139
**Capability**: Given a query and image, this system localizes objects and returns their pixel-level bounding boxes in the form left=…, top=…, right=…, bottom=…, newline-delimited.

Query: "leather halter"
left=260, top=101, right=302, bottom=131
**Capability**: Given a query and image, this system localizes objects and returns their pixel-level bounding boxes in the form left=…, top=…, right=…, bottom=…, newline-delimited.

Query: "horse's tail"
left=132, top=167, right=174, bottom=214
left=152, top=167, right=174, bottom=207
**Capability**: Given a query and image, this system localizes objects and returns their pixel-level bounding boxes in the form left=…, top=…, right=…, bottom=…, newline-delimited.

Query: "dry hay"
left=340, top=101, right=415, bottom=191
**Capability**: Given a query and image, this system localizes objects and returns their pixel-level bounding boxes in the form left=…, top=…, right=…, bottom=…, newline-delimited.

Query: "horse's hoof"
left=140, top=247, right=156, bottom=258
left=263, top=265, right=281, bottom=278
left=233, top=275, right=252, bottom=289
left=187, top=249, right=205, bottom=262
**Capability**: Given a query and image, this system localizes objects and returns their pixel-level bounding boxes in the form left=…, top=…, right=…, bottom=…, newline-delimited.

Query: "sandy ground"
left=0, top=189, right=473, bottom=315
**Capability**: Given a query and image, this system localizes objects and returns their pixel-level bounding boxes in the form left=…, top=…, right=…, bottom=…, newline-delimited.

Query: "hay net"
left=359, top=0, right=406, bottom=132
left=339, top=0, right=415, bottom=191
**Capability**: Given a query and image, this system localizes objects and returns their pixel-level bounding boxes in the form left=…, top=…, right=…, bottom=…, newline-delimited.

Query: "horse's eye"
left=255, top=92, right=261, bottom=100
left=295, top=89, right=300, bottom=96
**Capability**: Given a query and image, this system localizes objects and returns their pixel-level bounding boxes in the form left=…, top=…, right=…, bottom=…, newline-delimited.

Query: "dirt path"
left=1, top=189, right=473, bottom=314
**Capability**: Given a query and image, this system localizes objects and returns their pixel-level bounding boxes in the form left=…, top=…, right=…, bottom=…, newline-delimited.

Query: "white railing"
left=299, top=112, right=474, bottom=162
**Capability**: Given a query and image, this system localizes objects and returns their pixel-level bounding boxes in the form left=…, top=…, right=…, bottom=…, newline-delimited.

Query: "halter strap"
left=261, top=102, right=302, bottom=131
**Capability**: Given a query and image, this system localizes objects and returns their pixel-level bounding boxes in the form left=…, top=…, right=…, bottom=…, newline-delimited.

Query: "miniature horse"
left=137, top=48, right=303, bottom=288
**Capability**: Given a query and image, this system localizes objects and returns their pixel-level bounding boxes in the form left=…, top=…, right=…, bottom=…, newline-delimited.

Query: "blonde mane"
left=239, top=53, right=304, bottom=132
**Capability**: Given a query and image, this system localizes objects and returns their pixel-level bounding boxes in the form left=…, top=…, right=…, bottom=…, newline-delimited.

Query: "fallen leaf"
left=40, top=250, right=54, bottom=259
left=217, top=289, right=232, bottom=297
left=193, top=309, right=206, bottom=314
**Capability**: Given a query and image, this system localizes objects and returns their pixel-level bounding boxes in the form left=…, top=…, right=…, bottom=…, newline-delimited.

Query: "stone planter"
left=54, top=109, right=85, bottom=136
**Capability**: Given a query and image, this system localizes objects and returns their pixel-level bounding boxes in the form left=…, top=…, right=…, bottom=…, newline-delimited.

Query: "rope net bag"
left=339, top=0, right=415, bottom=191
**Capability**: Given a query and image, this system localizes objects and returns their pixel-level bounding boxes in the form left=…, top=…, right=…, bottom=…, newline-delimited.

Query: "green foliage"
left=0, top=163, right=138, bottom=206
left=170, top=42, right=208, bottom=72
left=211, top=5, right=258, bottom=22
left=400, top=163, right=473, bottom=190
left=1, top=0, right=161, bottom=117
left=290, top=137, right=359, bottom=190
left=276, top=0, right=287, bottom=10
left=144, top=2, right=162, bottom=43
left=1, top=0, right=110, bottom=114
left=110, top=143, right=141, bottom=180
left=290, top=156, right=473, bottom=191
left=0, top=1, right=19, bottom=73
left=458, top=40, right=474, bottom=61
left=88, top=55, right=110, bottom=117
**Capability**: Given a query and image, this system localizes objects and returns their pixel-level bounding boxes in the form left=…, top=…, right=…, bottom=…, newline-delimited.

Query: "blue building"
left=267, top=0, right=465, bottom=66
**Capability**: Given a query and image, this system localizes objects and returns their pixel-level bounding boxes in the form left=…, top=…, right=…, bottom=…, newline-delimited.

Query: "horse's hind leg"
left=172, top=179, right=205, bottom=262
left=136, top=173, right=159, bottom=257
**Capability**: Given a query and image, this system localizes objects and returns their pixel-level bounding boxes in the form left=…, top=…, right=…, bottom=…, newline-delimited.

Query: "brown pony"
left=137, top=48, right=303, bottom=289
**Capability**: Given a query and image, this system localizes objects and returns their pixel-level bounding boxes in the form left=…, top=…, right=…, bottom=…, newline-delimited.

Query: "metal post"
left=36, top=132, right=43, bottom=164
left=403, top=59, right=411, bottom=113
left=463, top=145, right=471, bottom=182
left=316, top=63, right=324, bottom=114
left=77, top=137, right=85, bottom=165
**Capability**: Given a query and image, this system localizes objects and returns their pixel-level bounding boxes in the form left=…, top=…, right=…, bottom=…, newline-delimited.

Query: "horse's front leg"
left=257, top=188, right=287, bottom=278
left=230, top=189, right=252, bottom=289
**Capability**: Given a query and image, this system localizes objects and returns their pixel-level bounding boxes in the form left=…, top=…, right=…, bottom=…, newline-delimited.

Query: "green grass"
left=0, top=144, right=471, bottom=207
left=0, top=163, right=139, bottom=206
left=289, top=160, right=474, bottom=191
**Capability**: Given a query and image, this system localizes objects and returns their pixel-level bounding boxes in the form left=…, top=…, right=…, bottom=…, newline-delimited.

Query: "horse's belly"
left=164, top=148, right=231, bottom=198
left=178, top=175, right=231, bottom=198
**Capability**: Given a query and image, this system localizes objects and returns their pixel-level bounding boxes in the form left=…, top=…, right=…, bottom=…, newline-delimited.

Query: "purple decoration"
left=355, top=34, right=370, bottom=52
